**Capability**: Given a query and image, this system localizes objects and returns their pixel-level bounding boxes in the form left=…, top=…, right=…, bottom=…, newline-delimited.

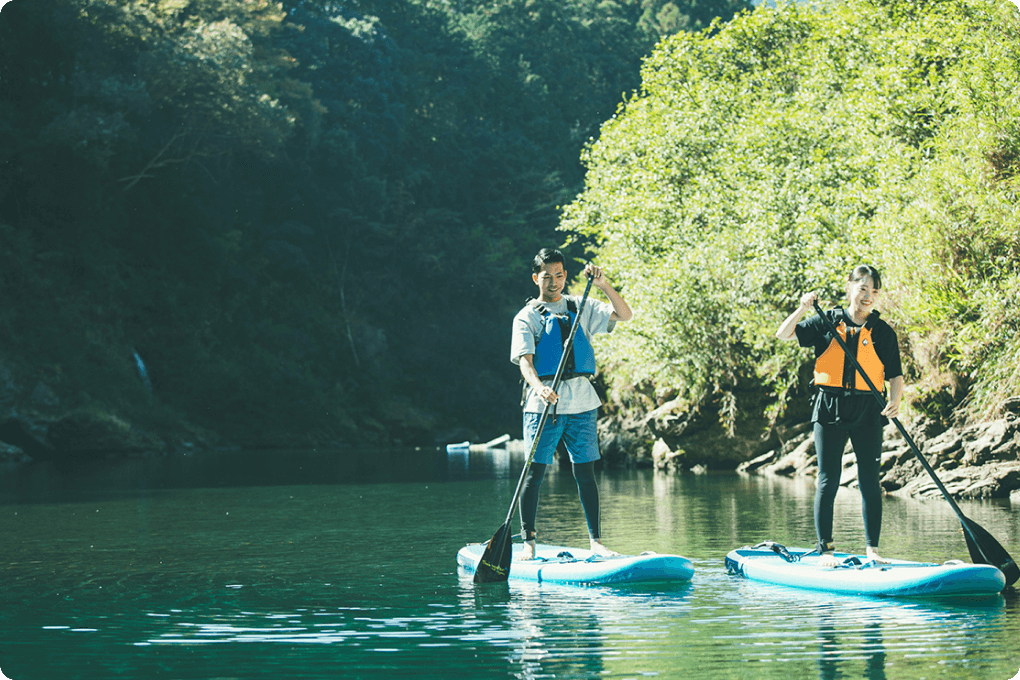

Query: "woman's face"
left=847, top=275, right=878, bottom=315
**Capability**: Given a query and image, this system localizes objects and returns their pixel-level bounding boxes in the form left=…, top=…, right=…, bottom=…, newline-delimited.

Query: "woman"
left=776, top=265, right=903, bottom=566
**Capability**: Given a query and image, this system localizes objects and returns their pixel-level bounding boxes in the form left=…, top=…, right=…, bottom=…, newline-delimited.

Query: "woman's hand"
left=799, top=291, right=818, bottom=311
left=883, top=376, right=904, bottom=419
left=777, top=291, right=818, bottom=341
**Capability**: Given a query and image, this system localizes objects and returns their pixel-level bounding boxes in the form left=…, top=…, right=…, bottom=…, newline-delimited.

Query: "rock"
left=46, top=410, right=165, bottom=459
left=598, top=414, right=654, bottom=468
left=892, top=461, right=1020, bottom=500
left=840, top=454, right=859, bottom=486
left=898, top=415, right=948, bottom=450
left=737, top=448, right=780, bottom=473
left=641, top=387, right=784, bottom=470
left=960, top=420, right=1011, bottom=466
left=737, top=412, right=1020, bottom=502
left=990, top=428, right=1020, bottom=461
left=0, top=414, right=56, bottom=459
left=756, top=435, right=815, bottom=477
left=605, top=384, right=1020, bottom=502
left=881, top=455, right=922, bottom=491
left=29, top=382, right=60, bottom=408
left=652, top=437, right=685, bottom=472
left=962, top=465, right=1020, bottom=498
left=0, top=439, right=28, bottom=463
left=924, top=429, right=963, bottom=464
left=0, top=363, right=18, bottom=407
left=879, top=444, right=912, bottom=471
left=1002, top=396, right=1020, bottom=416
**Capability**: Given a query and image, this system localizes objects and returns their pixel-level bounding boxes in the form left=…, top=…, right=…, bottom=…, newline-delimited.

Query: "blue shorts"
left=522, top=410, right=601, bottom=465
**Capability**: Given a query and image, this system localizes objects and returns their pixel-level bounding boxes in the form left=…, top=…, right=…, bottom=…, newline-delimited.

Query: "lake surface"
left=1, top=446, right=1018, bottom=679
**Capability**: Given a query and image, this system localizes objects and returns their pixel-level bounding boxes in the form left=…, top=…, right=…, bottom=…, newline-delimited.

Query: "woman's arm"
left=882, top=375, right=903, bottom=418
left=776, top=291, right=818, bottom=341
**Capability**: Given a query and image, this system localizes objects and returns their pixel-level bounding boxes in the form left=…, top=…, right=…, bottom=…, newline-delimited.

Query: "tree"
left=563, top=0, right=1020, bottom=430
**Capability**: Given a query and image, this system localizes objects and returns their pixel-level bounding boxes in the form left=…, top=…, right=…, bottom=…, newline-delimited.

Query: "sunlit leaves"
left=564, top=0, right=1020, bottom=422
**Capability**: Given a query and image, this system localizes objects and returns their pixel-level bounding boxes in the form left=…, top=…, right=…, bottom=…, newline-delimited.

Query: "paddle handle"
left=809, top=301, right=971, bottom=524
left=501, top=272, right=596, bottom=526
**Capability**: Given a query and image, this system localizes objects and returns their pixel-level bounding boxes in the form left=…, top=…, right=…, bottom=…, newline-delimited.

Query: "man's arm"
left=585, top=264, right=632, bottom=322
left=519, top=354, right=558, bottom=404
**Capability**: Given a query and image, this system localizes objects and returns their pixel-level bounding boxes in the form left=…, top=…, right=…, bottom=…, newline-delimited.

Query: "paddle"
left=473, top=271, right=596, bottom=584
left=811, top=301, right=1019, bottom=588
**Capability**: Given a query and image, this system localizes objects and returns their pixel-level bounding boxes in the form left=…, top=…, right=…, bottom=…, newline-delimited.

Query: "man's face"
left=533, top=262, right=566, bottom=302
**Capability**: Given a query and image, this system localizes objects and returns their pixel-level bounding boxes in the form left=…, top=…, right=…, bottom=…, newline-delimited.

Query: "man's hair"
left=532, top=248, right=566, bottom=273
left=848, top=264, right=882, bottom=290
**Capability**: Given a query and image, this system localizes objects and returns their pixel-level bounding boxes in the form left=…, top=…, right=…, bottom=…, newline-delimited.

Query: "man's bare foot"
left=518, top=539, right=536, bottom=561
left=818, top=551, right=841, bottom=567
left=590, top=539, right=620, bottom=557
left=865, top=547, right=890, bottom=564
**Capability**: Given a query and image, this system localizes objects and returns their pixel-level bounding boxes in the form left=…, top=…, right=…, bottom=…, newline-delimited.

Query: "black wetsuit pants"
left=814, top=421, right=884, bottom=549
left=519, top=461, right=601, bottom=540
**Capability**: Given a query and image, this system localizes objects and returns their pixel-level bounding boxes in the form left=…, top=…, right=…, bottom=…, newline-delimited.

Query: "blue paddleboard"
left=726, top=543, right=1005, bottom=598
left=458, top=542, right=694, bottom=585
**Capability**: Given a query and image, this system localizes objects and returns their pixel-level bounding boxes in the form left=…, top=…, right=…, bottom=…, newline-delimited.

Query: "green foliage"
left=0, top=0, right=750, bottom=445
left=563, top=0, right=1020, bottom=424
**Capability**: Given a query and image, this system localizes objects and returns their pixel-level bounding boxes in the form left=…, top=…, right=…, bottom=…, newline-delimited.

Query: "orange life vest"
left=813, top=314, right=885, bottom=391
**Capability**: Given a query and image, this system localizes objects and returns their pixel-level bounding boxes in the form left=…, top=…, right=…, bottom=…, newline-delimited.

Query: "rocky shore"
left=597, top=383, right=1020, bottom=503
left=736, top=398, right=1020, bottom=502
left=0, top=362, right=214, bottom=463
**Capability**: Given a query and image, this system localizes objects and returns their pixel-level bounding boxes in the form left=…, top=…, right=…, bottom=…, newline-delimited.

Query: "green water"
left=1, top=448, right=1018, bottom=679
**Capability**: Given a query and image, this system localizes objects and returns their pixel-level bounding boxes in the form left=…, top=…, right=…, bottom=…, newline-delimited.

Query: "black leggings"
left=519, top=461, right=601, bottom=540
left=814, top=421, right=884, bottom=549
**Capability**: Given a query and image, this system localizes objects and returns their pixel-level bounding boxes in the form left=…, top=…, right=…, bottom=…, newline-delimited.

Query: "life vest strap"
left=816, top=385, right=879, bottom=397
left=536, top=371, right=595, bottom=381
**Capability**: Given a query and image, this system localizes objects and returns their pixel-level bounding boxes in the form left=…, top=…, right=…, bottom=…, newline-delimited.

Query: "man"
left=510, top=248, right=632, bottom=559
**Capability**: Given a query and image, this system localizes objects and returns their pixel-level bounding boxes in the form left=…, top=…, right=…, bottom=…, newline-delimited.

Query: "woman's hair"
left=532, top=248, right=566, bottom=273
left=848, top=264, right=882, bottom=290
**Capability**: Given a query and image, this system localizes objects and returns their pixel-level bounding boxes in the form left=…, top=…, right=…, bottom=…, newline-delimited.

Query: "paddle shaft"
left=499, top=274, right=596, bottom=527
left=810, top=302, right=976, bottom=535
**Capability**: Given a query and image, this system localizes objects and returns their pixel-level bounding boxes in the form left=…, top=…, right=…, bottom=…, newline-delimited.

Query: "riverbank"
left=6, top=334, right=1019, bottom=510
left=593, top=387, right=1020, bottom=503
left=736, top=397, right=1020, bottom=502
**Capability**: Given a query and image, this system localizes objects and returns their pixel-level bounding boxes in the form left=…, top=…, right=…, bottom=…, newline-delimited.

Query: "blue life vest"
left=529, top=298, right=597, bottom=379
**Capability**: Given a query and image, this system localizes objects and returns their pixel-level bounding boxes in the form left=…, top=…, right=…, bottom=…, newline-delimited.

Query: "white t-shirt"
left=510, top=294, right=615, bottom=414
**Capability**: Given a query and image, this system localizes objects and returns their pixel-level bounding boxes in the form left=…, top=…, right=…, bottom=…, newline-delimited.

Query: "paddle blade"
left=961, top=516, right=1019, bottom=588
left=473, top=523, right=514, bottom=584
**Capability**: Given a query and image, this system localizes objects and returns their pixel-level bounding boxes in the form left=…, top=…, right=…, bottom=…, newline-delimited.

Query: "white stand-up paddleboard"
left=458, top=542, right=694, bottom=586
left=726, top=542, right=1005, bottom=598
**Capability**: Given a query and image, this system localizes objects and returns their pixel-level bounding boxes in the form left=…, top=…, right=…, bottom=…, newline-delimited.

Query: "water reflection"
left=2, top=448, right=1019, bottom=680
left=725, top=576, right=1008, bottom=677
left=457, top=574, right=696, bottom=679
left=815, top=609, right=886, bottom=680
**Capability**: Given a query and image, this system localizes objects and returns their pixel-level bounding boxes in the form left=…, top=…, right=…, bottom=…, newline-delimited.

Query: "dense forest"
left=0, top=0, right=749, bottom=453
left=3, top=0, right=1016, bottom=460
left=566, top=0, right=1020, bottom=442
